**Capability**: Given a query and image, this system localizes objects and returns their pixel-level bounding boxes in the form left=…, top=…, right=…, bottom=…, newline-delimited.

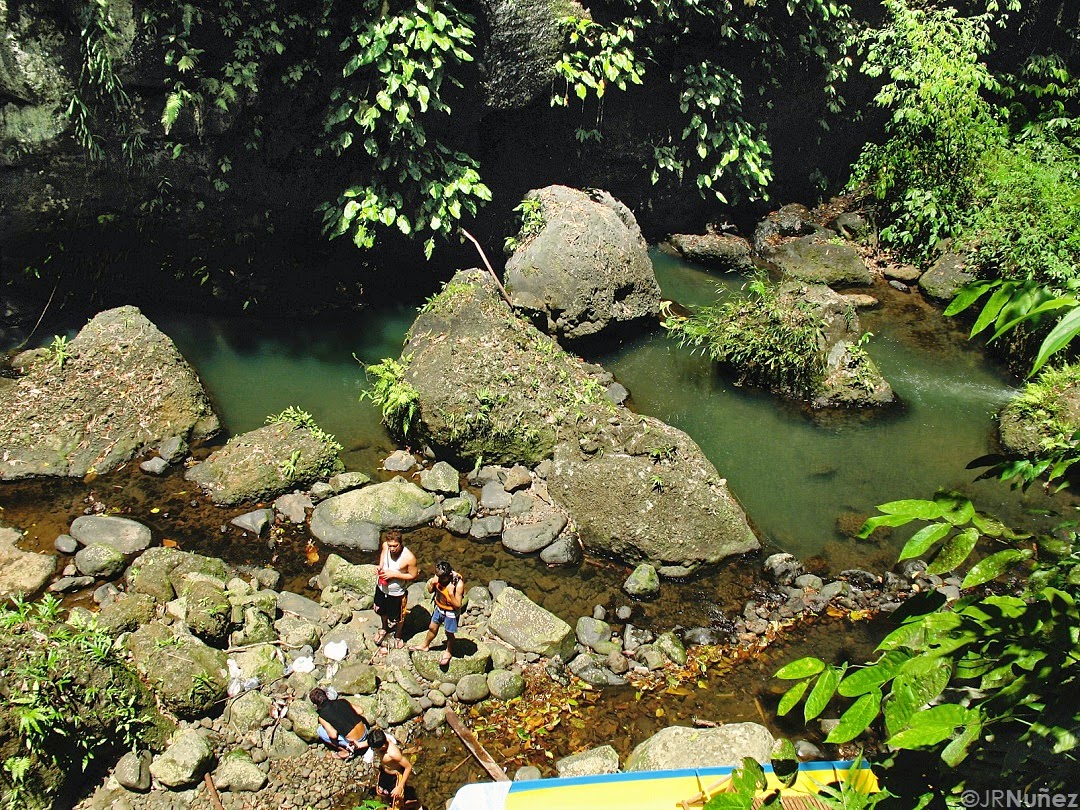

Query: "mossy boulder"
left=226, top=690, right=271, bottom=732
left=150, top=729, right=213, bottom=788
left=186, top=421, right=343, bottom=505
left=97, top=593, right=157, bottom=636
left=0, top=307, right=219, bottom=480
left=234, top=643, right=284, bottom=684
left=309, top=481, right=439, bottom=546
left=399, top=269, right=617, bottom=464
left=919, top=251, right=974, bottom=302
left=317, top=554, right=378, bottom=605
left=126, top=547, right=186, bottom=602
left=213, top=749, right=267, bottom=792
left=504, top=186, right=661, bottom=342
left=331, top=662, right=378, bottom=696
left=768, top=232, right=872, bottom=287
left=127, top=623, right=228, bottom=718
left=668, top=233, right=753, bottom=272
left=409, top=632, right=492, bottom=684
left=999, top=363, right=1080, bottom=458
left=377, top=682, right=421, bottom=723
left=488, top=587, right=575, bottom=659
left=183, top=580, right=232, bottom=645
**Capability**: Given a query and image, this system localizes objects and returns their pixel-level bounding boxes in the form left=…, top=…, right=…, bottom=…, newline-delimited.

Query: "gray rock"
left=226, top=690, right=271, bottom=731
left=606, top=382, right=629, bottom=405
left=514, top=765, right=542, bottom=781
left=884, top=264, right=921, bottom=283
left=329, top=471, right=372, bottom=492
left=231, top=509, right=275, bottom=535
left=273, top=493, right=313, bottom=524
left=114, top=750, right=152, bottom=792
left=0, top=307, right=219, bottom=480
left=615, top=605, right=633, bottom=622
left=97, top=593, right=157, bottom=635
left=378, top=682, right=421, bottom=723
left=150, top=730, right=213, bottom=788
left=668, top=233, right=754, bottom=272
left=487, top=668, right=525, bottom=700
left=309, top=480, right=439, bottom=546
left=184, top=580, right=232, bottom=644
left=442, top=492, right=477, bottom=517
left=93, top=582, right=121, bottom=605
left=634, top=645, right=665, bottom=671
left=796, top=740, right=825, bottom=761
left=830, top=212, right=870, bottom=241
left=625, top=724, right=775, bottom=771
left=70, top=515, right=152, bottom=555
left=556, top=744, right=620, bottom=778
left=889, top=280, right=910, bottom=292
left=383, top=450, right=417, bottom=471
left=476, top=0, right=566, bottom=109
left=470, top=515, right=504, bottom=539
left=277, top=591, right=323, bottom=623
left=419, top=461, right=460, bottom=494
left=410, top=634, right=492, bottom=684
left=213, top=749, right=267, bottom=792
left=843, top=293, right=879, bottom=309
left=54, top=534, right=78, bottom=554
left=48, top=575, right=94, bottom=593
left=332, top=662, right=377, bottom=696
left=288, top=698, right=321, bottom=743
left=262, top=728, right=308, bottom=759
left=764, top=553, right=804, bottom=586
left=508, top=491, right=537, bottom=516
left=919, top=252, right=974, bottom=302
left=317, top=554, right=377, bottom=606
left=575, top=616, right=612, bottom=650
left=505, top=186, right=660, bottom=341
left=309, top=481, right=334, bottom=501
left=186, top=419, right=342, bottom=505
left=623, top=564, right=660, bottom=598
left=140, top=456, right=170, bottom=475
left=540, top=535, right=583, bottom=565
left=446, top=515, right=472, bottom=535
left=489, top=643, right=516, bottom=671
left=158, top=435, right=189, bottom=463
left=794, top=574, right=823, bottom=591
left=489, top=587, right=575, bottom=660
left=75, top=543, right=127, bottom=578
left=480, top=481, right=512, bottom=510
left=455, top=673, right=491, bottom=703
left=502, top=515, right=567, bottom=554
left=503, top=465, right=532, bottom=491
left=488, top=580, right=508, bottom=599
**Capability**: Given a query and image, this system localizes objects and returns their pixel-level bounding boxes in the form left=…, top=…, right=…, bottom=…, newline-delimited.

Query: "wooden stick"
left=203, top=773, right=225, bottom=810
left=460, top=227, right=512, bottom=306
left=444, top=708, right=509, bottom=782
left=448, top=754, right=472, bottom=774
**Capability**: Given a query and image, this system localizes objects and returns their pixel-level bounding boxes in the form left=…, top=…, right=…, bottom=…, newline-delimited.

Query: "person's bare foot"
left=439, top=650, right=452, bottom=666
left=410, top=644, right=430, bottom=652
left=373, top=629, right=388, bottom=645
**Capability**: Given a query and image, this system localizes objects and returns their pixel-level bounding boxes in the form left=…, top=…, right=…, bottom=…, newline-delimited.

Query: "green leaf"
left=1031, top=306, right=1080, bottom=376
left=969, top=286, right=1013, bottom=336
left=898, top=523, right=951, bottom=561
left=887, top=704, right=972, bottom=749
left=935, top=492, right=975, bottom=525
left=825, top=689, right=881, bottom=744
left=877, top=499, right=945, bottom=519
left=943, top=281, right=994, bottom=316
left=777, top=680, right=808, bottom=716
left=804, top=665, right=844, bottom=722
left=961, top=549, right=1030, bottom=588
left=857, top=513, right=915, bottom=538
left=941, top=717, right=982, bottom=766
left=775, top=657, right=825, bottom=680
left=926, top=527, right=980, bottom=574
left=838, top=650, right=910, bottom=697
left=770, top=739, right=799, bottom=789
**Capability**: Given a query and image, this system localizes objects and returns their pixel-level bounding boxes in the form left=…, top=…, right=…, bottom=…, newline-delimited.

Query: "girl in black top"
left=309, top=687, right=370, bottom=759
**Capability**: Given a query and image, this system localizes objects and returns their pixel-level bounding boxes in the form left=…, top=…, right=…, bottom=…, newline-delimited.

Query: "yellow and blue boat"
left=448, top=760, right=878, bottom=810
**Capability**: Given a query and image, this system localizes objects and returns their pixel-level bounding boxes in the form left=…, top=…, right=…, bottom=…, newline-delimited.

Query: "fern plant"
left=361, top=355, right=421, bottom=439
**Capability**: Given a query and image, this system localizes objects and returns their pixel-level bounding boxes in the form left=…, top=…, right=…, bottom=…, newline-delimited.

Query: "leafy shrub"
left=0, top=596, right=168, bottom=810
left=265, top=405, right=343, bottom=460
left=503, top=197, right=545, bottom=256
left=361, top=355, right=420, bottom=439
left=662, top=278, right=826, bottom=398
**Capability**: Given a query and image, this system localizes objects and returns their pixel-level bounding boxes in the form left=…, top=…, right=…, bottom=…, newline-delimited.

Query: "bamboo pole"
left=444, top=708, right=509, bottom=782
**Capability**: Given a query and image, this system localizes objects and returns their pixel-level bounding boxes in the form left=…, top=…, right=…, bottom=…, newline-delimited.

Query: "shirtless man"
left=374, top=530, right=418, bottom=649
left=412, top=560, right=464, bottom=666
left=369, top=728, right=421, bottom=809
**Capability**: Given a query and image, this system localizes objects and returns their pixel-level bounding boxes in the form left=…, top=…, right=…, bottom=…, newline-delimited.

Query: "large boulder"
left=0, top=307, right=219, bottom=480
left=624, top=724, right=775, bottom=772
left=127, top=623, right=228, bottom=717
left=186, top=420, right=343, bottom=506
left=398, top=269, right=614, bottom=464
left=0, top=526, right=55, bottom=598
left=149, top=729, right=213, bottom=788
left=768, top=232, right=873, bottom=287
left=309, top=480, right=439, bottom=547
left=316, top=554, right=378, bottom=605
left=489, top=587, right=575, bottom=660
left=548, top=414, right=758, bottom=572
left=504, top=186, right=661, bottom=341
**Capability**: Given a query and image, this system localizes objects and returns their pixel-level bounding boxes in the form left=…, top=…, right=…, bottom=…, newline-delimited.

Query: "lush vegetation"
left=0, top=596, right=168, bottom=810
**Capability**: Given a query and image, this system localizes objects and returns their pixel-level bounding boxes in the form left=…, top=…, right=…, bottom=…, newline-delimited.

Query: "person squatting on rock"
left=370, top=728, right=421, bottom=810
left=374, top=529, right=417, bottom=651
left=309, top=687, right=372, bottom=760
left=412, top=560, right=464, bottom=666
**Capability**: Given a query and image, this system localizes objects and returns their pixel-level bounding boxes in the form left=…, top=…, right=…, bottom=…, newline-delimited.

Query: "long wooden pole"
left=460, top=228, right=512, bottom=307
left=203, top=772, right=226, bottom=810
left=444, top=708, right=510, bottom=782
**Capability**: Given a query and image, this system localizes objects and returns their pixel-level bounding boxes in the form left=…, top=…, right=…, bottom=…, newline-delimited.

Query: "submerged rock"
left=0, top=306, right=219, bottom=480
left=504, top=186, right=661, bottom=342
left=668, top=233, right=753, bottom=272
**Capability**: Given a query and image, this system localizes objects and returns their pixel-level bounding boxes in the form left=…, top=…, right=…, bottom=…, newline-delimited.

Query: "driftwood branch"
left=444, top=708, right=509, bottom=782
left=460, top=228, right=512, bottom=306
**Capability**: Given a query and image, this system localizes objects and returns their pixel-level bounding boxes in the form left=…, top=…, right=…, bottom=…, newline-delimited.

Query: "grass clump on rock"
left=662, top=277, right=825, bottom=398
left=265, top=406, right=343, bottom=463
